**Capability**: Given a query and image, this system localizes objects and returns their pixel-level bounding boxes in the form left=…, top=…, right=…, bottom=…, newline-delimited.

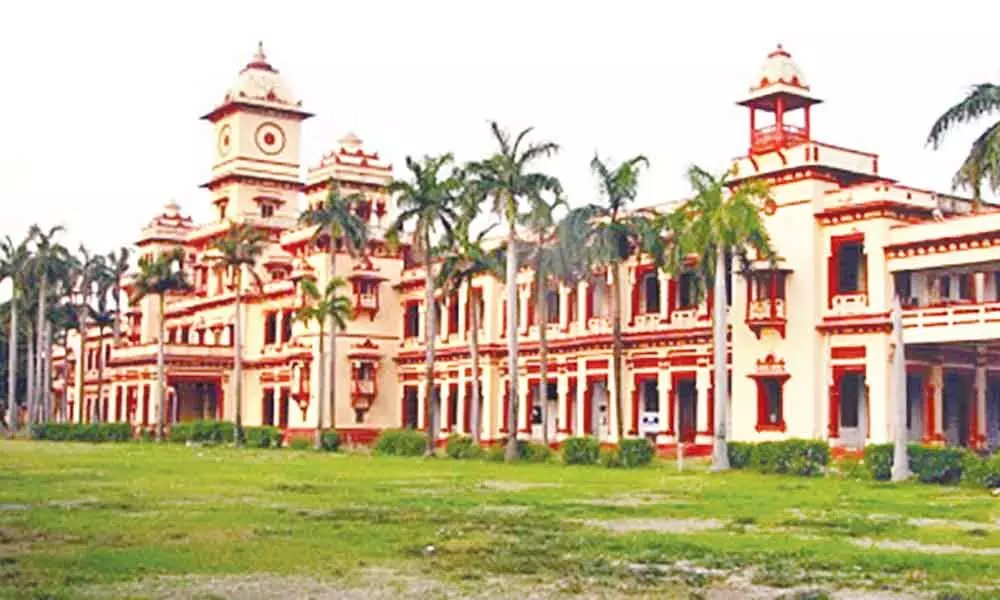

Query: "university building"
left=55, top=44, right=1000, bottom=452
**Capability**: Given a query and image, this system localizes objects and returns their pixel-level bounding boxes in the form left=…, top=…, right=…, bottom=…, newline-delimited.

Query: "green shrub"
left=562, top=436, right=600, bottom=465
left=599, top=448, right=622, bottom=468
left=518, top=441, right=553, bottom=463
left=244, top=426, right=282, bottom=448
left=484, top=443, right=507, bottom=462
left=618, top=438, right=654, bottom=467
left=373, top=429, right=427, bottom=457
left=751, top=439, right=829, bottom=476
left=169, top=420, right=234, bottom=444
left=863, top=443, right=894, bottom=481
left=30, top=422, right=132, bottom=442
left=909, top=445, right=965, bottom=485
left=288, top=435, right=312, bottom=450
left=445, top=435, right=482, bottom=459
left=319, top=430, right=340, bottom=452
left=727, top=441, right=755, bottom=469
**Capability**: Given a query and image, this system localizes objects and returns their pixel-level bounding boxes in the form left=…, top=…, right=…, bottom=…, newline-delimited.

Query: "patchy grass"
left=0, top=441, right=998, bottom=599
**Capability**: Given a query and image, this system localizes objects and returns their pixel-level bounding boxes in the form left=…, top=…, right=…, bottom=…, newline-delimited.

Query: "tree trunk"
left=155, top=294, right=166, bottom=441
left=504, top=227, right=520, bottom=462
left=93, top=326, right=105, bottom=423
left=75, top=304, right=88, bottom=424
left=314, top=323, right=326, bottom=450
left=469, top=284, right=482, bottom=445
left=7, top=292, right=17, bottom=435
left=34, top=273, right=47, bottom=424
left=233, top=274, right=244, bottom=447
left=61, top=332, right=70, bottom=423
left=535, top=267, right=549, bottom=445
left=423, top=249, right=438, bottom=457
left=327, top=224, right=338, bottom=435
left=43, top=320, right=52, bottom=423
left=610, top=264, right=625, bottom=442
left=112, top=280, right=122, bottom=346
left=710, top=245, right=730, bottom=471
left=26, top=323, right=35, bottom=426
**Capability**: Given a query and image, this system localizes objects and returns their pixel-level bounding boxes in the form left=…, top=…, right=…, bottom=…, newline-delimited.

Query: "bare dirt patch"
left=852, top=537, right=1000, bottom=556
left=907, top=517, right=998, bottom=531
left=477, top=505, right=530, bottom=515
left=583, top=517, right=723, bottom=534
left=580, top=493, right=689, bottom=507
left=479, top=480, right=559, bottom=492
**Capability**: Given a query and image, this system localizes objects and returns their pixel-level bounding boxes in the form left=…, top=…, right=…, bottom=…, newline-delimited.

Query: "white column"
left=556, top=371, right=569, bottom=440
left=930, top=363, right=944, bottom=440
left=975, top=272, right=985, bottom=303
left=480, top=367, right=493, bottom=440
left=417, top=384, right=427, bottom=430
left=559, top=286, right=569, bottom=331
left=607, top=363, right=619, bottom=443
left=456, top=375, right=467, bottom=435
left=458, top=285, right=468, bottom=341
left=659, top=272, right=670, bottom=320
left=695, top=368, right=711, bottom=445
left=656, top=367, right=671, bottom=445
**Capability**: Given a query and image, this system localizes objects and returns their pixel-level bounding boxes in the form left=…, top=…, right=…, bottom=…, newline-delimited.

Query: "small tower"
left=200, top=42, right=312, bottom=224
left=737, top=45, right=821, bottom=155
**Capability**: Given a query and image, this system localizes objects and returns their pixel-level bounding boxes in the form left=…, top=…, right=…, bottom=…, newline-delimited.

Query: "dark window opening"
left=840, top=373, right=863, bottom=428
left=262, top=388, right=274, bottom=426
left=895, top=271, right=913, bottom=305
left=641, top=380, right=659, bottom=412
left=403, top=387, right=419, bottom=428
left=260, top=203, right=275, bottom=218
left=530, top=382, right=558, bottom=425
left=278, top=388, right=290, bottom=428
left=762, top=379, right=782, bottom=426
left=545, top=289, right=560, bottom=323
left=281, top=309, right=294, bottom=342
left=643, top=273, right=660, bottom=313
left=837, top=242, right=865, bottom=293
left=264, top=311, right=277, bottom=345
left=448, top=295, right=459, bottom=334
left=404, top=303, right=420, bottom=338
left=678, top=272, right=699, bottom=309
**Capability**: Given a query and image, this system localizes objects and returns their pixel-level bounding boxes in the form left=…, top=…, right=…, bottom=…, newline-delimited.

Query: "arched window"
left=642, top=273, right=660, bottom=313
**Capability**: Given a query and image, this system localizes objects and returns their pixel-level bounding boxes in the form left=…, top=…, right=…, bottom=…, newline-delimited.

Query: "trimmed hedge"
left=727, top=439, right=830, bottom=477
left=288, top=435, right=312, bottom=450
left=30, top=423, right=132, bottom=442
left=168, top=420, right=234, bottom=444
left=445, top=435, right=482, bottom=459
left=518, top=441, right=553, bottom=463
left=599, top=448, right=622, bottom=468
left=963, top=453, right=1000, bottom=489
left=244, top=426, right=282, bottom=449
left=562, top=436, right=600, bottom=465
left=320, top=431, right=340, bottom=452
left=864, top=443, right=966, bottom=485
left=619, top=438, right=655, bottom=467
left=374, top=429, right=427, bottom=456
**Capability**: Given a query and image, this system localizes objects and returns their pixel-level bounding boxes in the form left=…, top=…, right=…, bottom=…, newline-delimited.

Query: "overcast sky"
left=2, top=0, right=999, bottom=255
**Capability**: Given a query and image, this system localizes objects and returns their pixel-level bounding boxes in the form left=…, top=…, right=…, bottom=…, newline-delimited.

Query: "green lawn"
left=1, top=441, right=998, bottom=599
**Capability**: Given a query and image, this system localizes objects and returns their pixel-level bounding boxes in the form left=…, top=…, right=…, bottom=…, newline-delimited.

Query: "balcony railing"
left=587, top=317, right=611, bottom=333
left=669, top=308, right=700, bottom=328
left=902, top=302, right=1000, bottom=333
left=111, top=342, right=233, bottom=363
left=358, top=293, right=378, bottom=309
left=354, top=380, right=375, bottom=395
left=749, top=298, right=786, bottom=320
left=751, top=124, right=809, bottom=152
left=830, top=293, right=868, bottom=315
left=633, top=313, right=662, bottom=330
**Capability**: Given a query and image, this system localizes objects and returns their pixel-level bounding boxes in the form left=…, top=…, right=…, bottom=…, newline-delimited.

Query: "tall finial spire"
left=255, top=40, right=266, bottom=61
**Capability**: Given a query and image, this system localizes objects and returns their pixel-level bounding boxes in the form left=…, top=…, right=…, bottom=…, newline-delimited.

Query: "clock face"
left=217, top=124, right=232, bottom=157
left=255, top=122, right=286, bottom=156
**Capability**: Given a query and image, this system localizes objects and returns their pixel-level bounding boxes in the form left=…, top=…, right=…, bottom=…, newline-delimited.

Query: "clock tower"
left=200, top=42, right=313, bottom=226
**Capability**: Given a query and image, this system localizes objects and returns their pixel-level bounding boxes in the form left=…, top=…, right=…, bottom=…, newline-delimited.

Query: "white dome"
left=751, top=44, right=808, bottom=92
left=223, top=42, right=300, bottom=107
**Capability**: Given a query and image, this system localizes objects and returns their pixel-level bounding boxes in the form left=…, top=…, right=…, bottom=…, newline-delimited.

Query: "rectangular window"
left=840, top=373, right=862, bottom=428
left=546, top=289, right=560, bottom=323
left=678, top=272, right=698, bottom=309
left=958, top=273, right=974, bottom=300
left=260, top=203, right=275, bottom=218
left=278, top=388, right=290, bottom=428
left=264, top=311, right=277, bottom=345
left=404, top=303, right=420, bottom=338
left=262, top=389, right=275, bottom=426
left=403, top=386, right=419, bottom=428
left=281, top=310, right=294, bottom=342
left=762, top=379, right=782, bottom=425
left=448, top=295, right=459, bottom=335
left=895, top=271, right=913, bottom=304
left=643, top=274, right=660, bottom=314
left=838, top=242, right=865, bottom=293
left=641, top=380, right=659, bottom=412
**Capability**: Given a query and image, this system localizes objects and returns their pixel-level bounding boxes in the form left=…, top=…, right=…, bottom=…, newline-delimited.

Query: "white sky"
left=2, top=0, right=1000, bottom=255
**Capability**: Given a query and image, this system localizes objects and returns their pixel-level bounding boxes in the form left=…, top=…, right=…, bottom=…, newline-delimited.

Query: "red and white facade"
left=52, top=44, right=1000, bottom=452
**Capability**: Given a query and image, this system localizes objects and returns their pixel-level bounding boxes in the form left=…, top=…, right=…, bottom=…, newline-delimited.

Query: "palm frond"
left=927, top=83, right=1000, bottom=148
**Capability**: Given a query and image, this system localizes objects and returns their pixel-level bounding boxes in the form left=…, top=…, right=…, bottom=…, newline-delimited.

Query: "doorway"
left=838, top=372, right=867, bottom=449
left=942, top=371, right=972, bottom=447
left=675, top=377, right=697, bottom=443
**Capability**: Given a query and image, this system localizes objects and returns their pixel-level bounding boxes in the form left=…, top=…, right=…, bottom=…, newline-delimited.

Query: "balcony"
left=669, top=308, right=700, bottom=328
left=830, top=293, right=868, bottom=315
left=358, top=293, right=378, bottom=310
left=902, top=301, right=1000, bottom=344
left=110, top=342, right=233, bottom=365
left=633, top=313, right=662, bottom=331
left=528, top=322, right=563, bottom=339
left=587, top=317, right=611, bottom=333
left=747, top=298, right=787, bottom=338
left=353, top=380, right=375, bottom=395
left=751, top=124, right=809, bottom=154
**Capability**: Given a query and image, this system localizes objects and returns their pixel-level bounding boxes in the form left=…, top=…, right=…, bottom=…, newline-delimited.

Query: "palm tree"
left=674, top=165, right=774, bottom=471
left=89, top=268, right=116, bottom=423
left=467, top=122, right=561, bottom=461
left=1, top=234, right=31, bottom=433
left=299, top=182, right=368, bottom=433
left=520, top=193, right=568, bottom=444
left=437, top=185, right=500, bottom=444
left=207, top=222, right=266, bottom=446
left=107, top=247, right=132, bottom=346
left=130, top=248, right=192, bottom=441
left=28, top=225, right=67, bottom=424
left=388, top=154, right=461, bottom=457
left=295, top=278, right=353, bottom=449
left=926, top=83, right=1000, bottom=212
left=69, top=247, right=102, bottom=423
left=48, top=298, right=78, bottom=423
left=584, top=155, right=651, bottom=441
